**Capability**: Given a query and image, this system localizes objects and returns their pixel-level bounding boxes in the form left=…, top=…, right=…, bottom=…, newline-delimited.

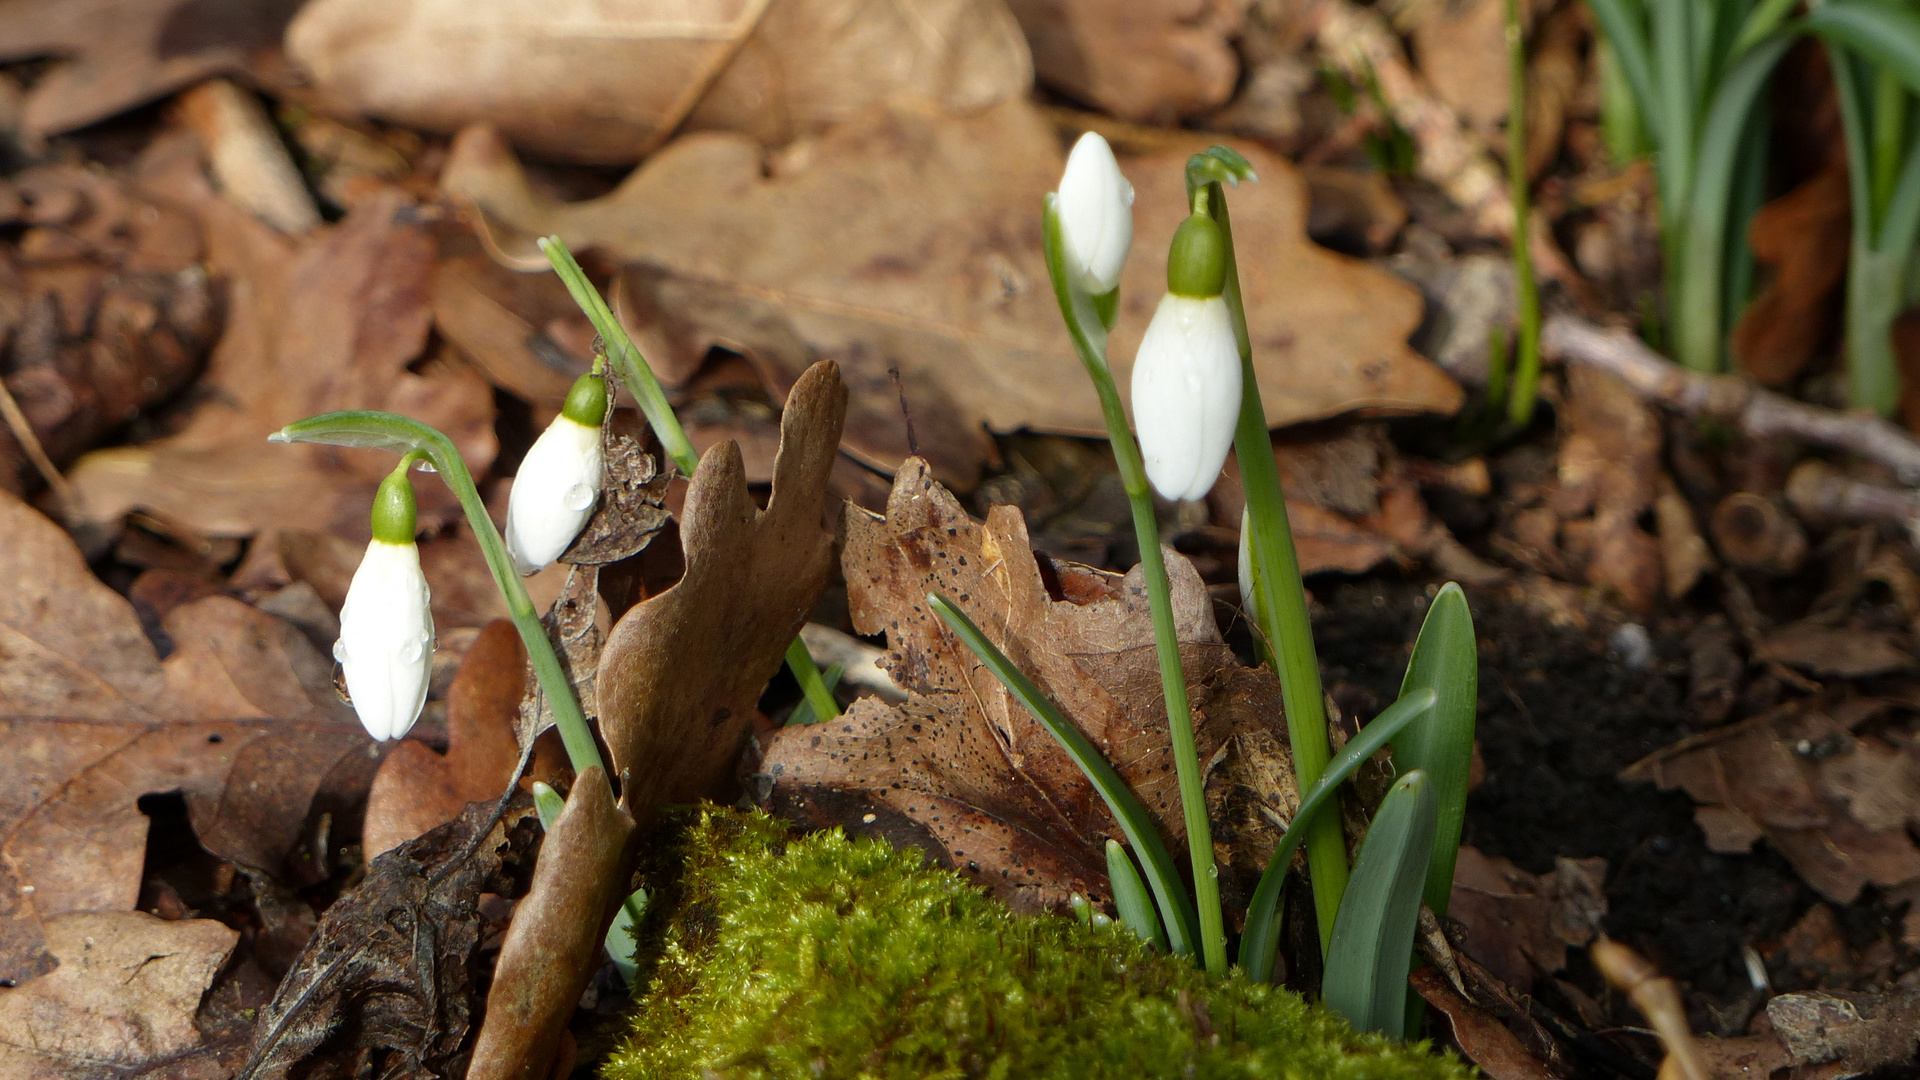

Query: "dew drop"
left=400, top=640, right=424, bottom=664
left=332, top=639, right=348, bottom=663
left=563, top=483, right=595, bottom=512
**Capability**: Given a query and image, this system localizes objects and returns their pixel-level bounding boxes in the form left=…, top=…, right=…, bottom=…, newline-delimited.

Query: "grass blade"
left=1322, top=770, right=1438, bottom=1039
left=1106, top=840, right=1168, bottom=950
left=1393, top=584, right=1476, bottom=918
left=604, top=887, right=650, bottom=988
left=1810, top=0, right=1920, bottom=98
left=1238, top=688, right=1437, bottom=983
left=927, top=592, right=1203, bottom=958
left=1586, top=0, right=1659, bottom=147
left=784, top=662, right=845, bottom=726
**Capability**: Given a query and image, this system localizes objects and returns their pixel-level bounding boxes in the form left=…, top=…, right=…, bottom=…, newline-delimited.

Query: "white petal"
left=1131, top=294, right=1242, bottom=502
left=337, top=539, right=434, bottom=741
left=505, top=415, right=605, bottom=574
left=1057, top=132, right=1135, bottom=295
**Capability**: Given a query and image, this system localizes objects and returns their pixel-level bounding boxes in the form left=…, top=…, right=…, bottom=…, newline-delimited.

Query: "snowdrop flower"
left=1056, top=132, right=1134, bottom=295
left=506, top=372, right=608, bottom=575
left=335, top=463, right=434, bottom=741
left=1132, top=212, right=1242, bottom=502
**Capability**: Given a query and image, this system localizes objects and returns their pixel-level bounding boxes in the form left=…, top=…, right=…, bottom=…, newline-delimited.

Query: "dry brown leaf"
left=760, top=457, right=1298, bottom=911
left=1557, top=365, right=1662, bottom=612
left=1410, top=967, right=1561, bottom=1080
left=1409, top=0, right=1513, bottom=137
left=0, top=911, right=238, bottom=1079
left=1766, top=990, right=1920, bottom=1077
left=596, top=359, right=846, bottom=815
left=441, top=99, right=1460, bottom=488
left=1446, top=847, right=1570, bottom=994
left=237, top=794, right=540, bottom=1080
left=0, top=0, right=297, bottom=143
left=287, top=0, right=1031, bottom=164
left=363, top=620, right=526, bottom=859
left=1731, top=164, right=1850, bottom=387
left=1623, top=706, right=1920, bottom=903
left=66, top=131, right=495, bottom=538
left=1754, top=623, right=1913, bottom=678
left=431, top=253, right=594, bottom=409
left=1006, top=0, right=1245, bottom=123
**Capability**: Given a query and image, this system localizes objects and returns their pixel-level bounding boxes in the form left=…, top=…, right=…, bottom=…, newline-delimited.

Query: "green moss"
left=603, top=808, right=1472, bottom=1080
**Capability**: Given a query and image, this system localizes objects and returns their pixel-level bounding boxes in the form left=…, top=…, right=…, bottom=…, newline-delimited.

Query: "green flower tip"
left=560, top=371, right=610, bottom=427
left=1167, top=213, right=1228, bottom=298
left=369, top=463, right=418, bottom=545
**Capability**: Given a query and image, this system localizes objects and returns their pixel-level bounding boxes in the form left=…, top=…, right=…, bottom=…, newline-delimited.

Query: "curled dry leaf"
left=363, top=620, right=525, bottom=859
left=1622, top=703, right=1920, bottom=904
left=237, top=796, right=540, bottom=1080
left=287, top=0, right=1031, bottom=164
left=441, top=99, right=1459, bottom=489
left=0, top=911, right=239, bottom=1078
left=0, top=0, right=297, bottom=142
left=0, top=487, right=379, bottom=983
left=595, top=359, right=846, bottom=814
left=1555, top=366, right=1662, bottom=613
left=1409, top=968, right=1561, bottom=1080
left=559, top=433, right=672, bottom=566
left=66, top=132, right=495, bottom=539
left=1007, top=0, right=1244, bottom=123
left=1730, top=165, right=1851, bottom=387
left=759, top=457, right=1299, bottom=911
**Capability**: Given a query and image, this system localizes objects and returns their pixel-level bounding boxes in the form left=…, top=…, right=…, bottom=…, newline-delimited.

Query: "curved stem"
left=1043, top=193, right=1225, bottom=976
left=271, top=411, right=607, bottom=779
left=1504, top=0, right=1541, bottom=429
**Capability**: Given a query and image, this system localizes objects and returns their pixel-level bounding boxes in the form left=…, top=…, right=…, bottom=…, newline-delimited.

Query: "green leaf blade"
left=1106, top=840, right=1169, bottom=951
left=1322, top=770, right=1438, bottom=1040
left=1394, top=584, right=1476, bottom=918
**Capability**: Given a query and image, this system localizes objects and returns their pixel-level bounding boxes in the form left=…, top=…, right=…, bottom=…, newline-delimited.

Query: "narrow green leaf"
left=927, top=592, right=1202, bottom=958
left=1322, top=770, right=1438, bottom=1040
left=271, top=410, right=605, bottom=778
left=1586, top=0, right=1659, bottom=150
left=1810, top=1, right=1920, bottom=100
left=1394, top=585, right=1476, bottom=918
left=1106, top=840, right=1168, bottom=951
left=604, top=886, right=649, bottom=988
left=785, top=662, right=845, bottom=727
left=1238, top=688, right=1437, bottom=983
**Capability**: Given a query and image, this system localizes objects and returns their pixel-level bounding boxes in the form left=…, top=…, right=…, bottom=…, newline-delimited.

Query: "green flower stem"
left=539, top=236, right=840, bottom=717
left=1197, top=175, right=1348, bottom=956
left=1503, top=0, right=1541, bottom=429
left=270, top=411, right=607, bottom=780
left=1042, top=193, right=1225, bottom=976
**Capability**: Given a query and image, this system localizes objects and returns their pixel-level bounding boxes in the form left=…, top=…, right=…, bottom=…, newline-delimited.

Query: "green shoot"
left=1393, top=585, right=1477, bottom=918
left=1504, top=0, right=1542, bottom=429
left=605, top=887, right=649, bottom=988
left=785, top=661, right=845, bottom=726
left=1106, top=840, right=1168, bottom=950
left=1322, top=770, right=1438, bottom=1039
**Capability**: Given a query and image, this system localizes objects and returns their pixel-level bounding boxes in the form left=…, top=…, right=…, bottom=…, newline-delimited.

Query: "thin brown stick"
left=1543, top=313, right=1920, bottom=484
left=0, top=376, right=79, bottom=519
left=1590, top=937, right=1710, bottom=1080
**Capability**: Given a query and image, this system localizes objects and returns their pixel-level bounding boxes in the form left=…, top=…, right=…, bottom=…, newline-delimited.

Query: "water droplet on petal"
left=400, top=640, right=423, bottom=664
left=563, top=483, right=595, bottom=512
left=333, top=638, right=348, bottom=663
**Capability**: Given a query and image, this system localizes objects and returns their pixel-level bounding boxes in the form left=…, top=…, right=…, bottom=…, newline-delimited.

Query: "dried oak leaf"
left=1410, top=968, right=1561, bottom=1080
left=0, top=911, right=239, bottom=1079
left=287, top=0, right=1031, bottom=164
left=441, top=98, right=1459, bottom=489
left=596, top=359, right=846, bottom=814
left=66, top=131, right=495, bottom=538
left=1622, top=705, right=1920, bottom=903
left=0, top=487, right=375, bottom=983
left=363, top=620, right=524, bottom=859
left=1555, top=365, right=1661, bottom=613
left=0, top=0, right=299, bottom=142
left=759, top=457, right=1299, bottom=912
left=1006, top=0, right=1244, bottom=123
left=236, top=794, right=540, bottom=1080
left=1731, top=164, right=1850, bottom=387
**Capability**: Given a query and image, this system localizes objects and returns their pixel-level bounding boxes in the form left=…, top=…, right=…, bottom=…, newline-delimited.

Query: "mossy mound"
left=603, top=808, right=1471, bottom=1080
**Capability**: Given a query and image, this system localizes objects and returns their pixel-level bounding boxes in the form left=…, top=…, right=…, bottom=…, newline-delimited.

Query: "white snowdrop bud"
left=505, top=373, right=608, bottom=575
left=1132, top=211, right=1242, bottom=503
left=335, top=467, right=434, bottom=741
left=1056, top=132, right=1135, bottom=295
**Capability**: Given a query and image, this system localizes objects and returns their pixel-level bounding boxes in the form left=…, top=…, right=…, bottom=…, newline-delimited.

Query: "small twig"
left=1544, top=313, right=1920, bottom=484
left=0, top=376, right=79, bottom=520
left=1590, top=936, right=1710, bottom=1080
left=1786, top=459, right=1920, bottom=540
left=888, top=364, right=918, bottom=458
left=1709, top=493, right=1808, bottom=576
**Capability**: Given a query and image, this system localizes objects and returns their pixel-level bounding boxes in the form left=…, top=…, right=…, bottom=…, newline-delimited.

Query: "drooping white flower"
left=334, top=468, right=434, bottom=741
left=1056, top=132, right=1135, bottom=295
left=505, top=373, right=608, bottom=575
left=1132, top=292, right=1242, bottom=501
